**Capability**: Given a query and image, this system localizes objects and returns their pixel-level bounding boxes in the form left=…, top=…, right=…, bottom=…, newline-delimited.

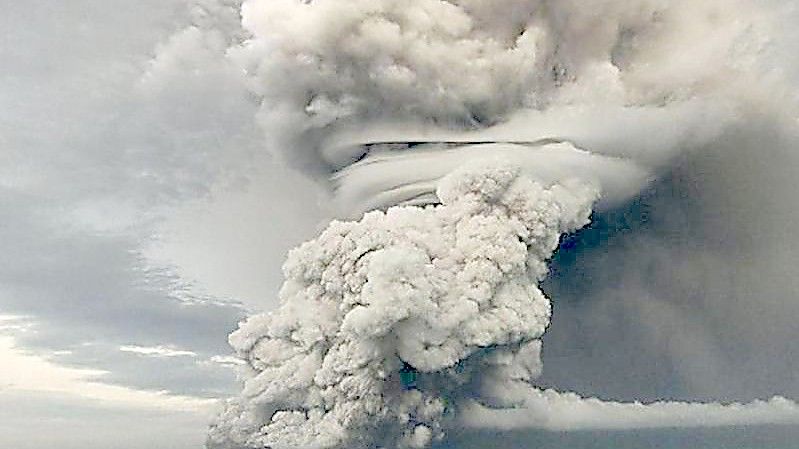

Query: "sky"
left=0, top=0, right=324, bottom=447
left=3, top=0, right=799, bottom=448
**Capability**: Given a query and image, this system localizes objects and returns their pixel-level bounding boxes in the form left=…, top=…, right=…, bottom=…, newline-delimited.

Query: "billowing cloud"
left=209, top=163, right=597, bottom=448
left=206, top=0, right=799, bottom=447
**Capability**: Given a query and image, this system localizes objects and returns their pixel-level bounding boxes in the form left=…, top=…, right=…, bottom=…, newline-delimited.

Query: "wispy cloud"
left=119, top=345, right=198, bottom=358
left=0, top=336, right=213, bottom=411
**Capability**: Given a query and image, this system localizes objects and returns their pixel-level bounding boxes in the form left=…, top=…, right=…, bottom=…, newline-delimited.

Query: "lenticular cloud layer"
left=207, top=163, right=596, bottom=448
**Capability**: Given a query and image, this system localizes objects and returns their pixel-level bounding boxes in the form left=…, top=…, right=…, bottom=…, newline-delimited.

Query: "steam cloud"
left=206, top=0, right=799, bottom=447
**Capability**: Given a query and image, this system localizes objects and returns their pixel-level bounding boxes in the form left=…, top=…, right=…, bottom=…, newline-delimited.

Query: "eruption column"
left=208, top=162, right=597, bottom=448
left=208, top=0, right=799, bottom=447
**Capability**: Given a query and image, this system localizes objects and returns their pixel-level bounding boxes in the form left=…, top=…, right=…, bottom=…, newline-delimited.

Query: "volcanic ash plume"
left=207, top=163, right=597, bottom=448
left=204, top=0, right=799, bottom=447
left=209, top=160, right=799, bottom=449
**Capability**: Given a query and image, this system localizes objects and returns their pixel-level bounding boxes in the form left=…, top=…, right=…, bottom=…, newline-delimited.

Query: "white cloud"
left=119, top=345, right=198, bottom=358
left=208, top=355, right=246, bottom=366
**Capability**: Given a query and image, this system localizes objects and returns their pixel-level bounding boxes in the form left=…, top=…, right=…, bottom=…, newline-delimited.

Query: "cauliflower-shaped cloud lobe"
left=207, top=162, right=597, bottom=449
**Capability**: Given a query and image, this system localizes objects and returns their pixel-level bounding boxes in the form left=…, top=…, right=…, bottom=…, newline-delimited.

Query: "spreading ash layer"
left=207, top=163, right=597, bottom=449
